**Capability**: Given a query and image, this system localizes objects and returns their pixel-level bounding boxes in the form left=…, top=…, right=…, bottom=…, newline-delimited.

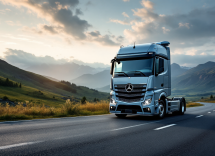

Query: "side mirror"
left=155, top=58, right=159, bottom=76
left=110, top=59, right=115, bottom=75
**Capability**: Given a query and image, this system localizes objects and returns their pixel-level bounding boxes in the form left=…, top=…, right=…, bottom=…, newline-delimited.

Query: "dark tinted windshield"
left=114, top=58, right=154, bottom=77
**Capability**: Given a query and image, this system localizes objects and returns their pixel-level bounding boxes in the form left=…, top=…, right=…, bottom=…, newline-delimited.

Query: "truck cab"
left=109, top=41, right=186, bottom=118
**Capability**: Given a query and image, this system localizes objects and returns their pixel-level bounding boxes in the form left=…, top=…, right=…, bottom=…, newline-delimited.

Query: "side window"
left=159, top=58, right=164, bottom=74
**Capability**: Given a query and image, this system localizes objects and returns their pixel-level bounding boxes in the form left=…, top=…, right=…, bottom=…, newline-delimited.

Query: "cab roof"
left=117, top=41, right=170, bottom=59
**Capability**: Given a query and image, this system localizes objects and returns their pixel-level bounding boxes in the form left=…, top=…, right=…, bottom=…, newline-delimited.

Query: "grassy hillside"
left=0, top=59, right=109, bottom=105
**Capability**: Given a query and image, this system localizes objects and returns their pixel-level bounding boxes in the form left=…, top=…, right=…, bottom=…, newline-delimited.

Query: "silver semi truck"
left=109, top=41, right=186, bottom=118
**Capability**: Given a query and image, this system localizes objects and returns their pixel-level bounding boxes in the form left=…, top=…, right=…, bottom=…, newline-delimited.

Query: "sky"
left=0, top=0, right=215, bottom=68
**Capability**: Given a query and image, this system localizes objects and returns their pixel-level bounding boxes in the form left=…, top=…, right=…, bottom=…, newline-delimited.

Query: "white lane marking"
left=0, top=141, right=42, bottom=150
left=111, top=121, right=160, bottom=131
left=154, top=124, right=176, bottom=130
left=208, top=112, right=211, bottom=114
left=5, top=121, right=18, bottom=123
left=196, top=115, right=203, bottom=118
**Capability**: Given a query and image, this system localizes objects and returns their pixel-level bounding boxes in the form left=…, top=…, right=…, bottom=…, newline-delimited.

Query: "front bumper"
left=110, top=102, right=158, bottom=116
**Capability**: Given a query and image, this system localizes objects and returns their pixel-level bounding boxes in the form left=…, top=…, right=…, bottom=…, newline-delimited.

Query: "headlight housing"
left=110, top=95, right=117, bottom=105
left=142, top=96, right=152, bottom=106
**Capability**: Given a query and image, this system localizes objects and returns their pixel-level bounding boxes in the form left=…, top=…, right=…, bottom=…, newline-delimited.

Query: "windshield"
left=114, top=58, right=154, bottom=77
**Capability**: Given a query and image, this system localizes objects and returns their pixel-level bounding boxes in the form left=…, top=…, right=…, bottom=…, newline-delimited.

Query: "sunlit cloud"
left=0, top=0, right=121, bottom=46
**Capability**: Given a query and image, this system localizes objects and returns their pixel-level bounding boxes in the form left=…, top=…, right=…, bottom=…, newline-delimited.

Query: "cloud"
left=86, top=1, right=93, bottom=6
left=162, top=27, right=170, bottom=34
left=88, top=31, right=101, bottom=37
left=123, top=0, right=130, bottom=2
left=75, top=8, right=83, bottom=16
left=0, top=0, right=119, bottom=46
left=122, top=12, right=129, bottom=18
left=141, top=0, right=154, bottom=10
left=2, top=34, right=50, bottom=46
left=93, top=35, right=119, bottom=46
left=109, top=1, right=215, bottom=66
left=5, top=21, right=22, bottom=26
left=123, top=2, right=215, bottom=50
left=87, top=31, right=123, bottom=46
left=41, top=25, right=58, bottom=34
left=110, top=19, right=130, bottom=25
left=0, top=0, right=89, bottom=39
left=3, top=49, right=109, bottom=69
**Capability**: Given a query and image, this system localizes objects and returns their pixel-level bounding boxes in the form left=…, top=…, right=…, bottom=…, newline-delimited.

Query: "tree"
left=81, top=96, right=86, bottom=104
left=201, top=97, right=204, bottom=99
left=93, top=98, right=100, bottom=102
left=94, top=98, right=97, bottom=102
left=19, top=83, right=22, bottom=88
left=210, top=95, right=213, bottom=99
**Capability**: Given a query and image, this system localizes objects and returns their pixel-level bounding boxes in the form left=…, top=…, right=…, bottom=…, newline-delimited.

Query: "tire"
left=179, top=100, right=185, bottom=115
left=115, top=114, right=127, bottom=118
left=158, top=100, right=166, bottom=119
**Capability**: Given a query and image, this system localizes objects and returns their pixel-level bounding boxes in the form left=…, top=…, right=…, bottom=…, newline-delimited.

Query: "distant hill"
left=26, top=63, right=105, bottom=81
left=172, top=61, right=215, bottom=99
left=96, top=85, right=110, bottom=93
left=71, top=70, right=111, bottom=88
left=171, top=63, right=188, bottom=77
left=0, top=59, right=109, bottom=103
left=44, top=76, right=60, bottom=82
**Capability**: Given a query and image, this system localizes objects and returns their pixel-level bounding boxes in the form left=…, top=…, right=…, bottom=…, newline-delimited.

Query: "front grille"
left=115, top=84, right=146, bottom=103
left=117, top=105, right=142, bottom=112
left=118, top=98, right=141, bottom=103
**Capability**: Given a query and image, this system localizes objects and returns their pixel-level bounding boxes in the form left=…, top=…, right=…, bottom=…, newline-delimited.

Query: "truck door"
left=154, top=57, right=165, bottom=102
left=154, top=57, right=164, bottom=90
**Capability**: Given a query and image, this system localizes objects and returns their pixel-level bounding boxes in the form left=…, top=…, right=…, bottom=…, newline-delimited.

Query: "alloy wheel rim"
left=159, top=105, right=164, bottom=117
left=182, top=102, right=185, bottom=112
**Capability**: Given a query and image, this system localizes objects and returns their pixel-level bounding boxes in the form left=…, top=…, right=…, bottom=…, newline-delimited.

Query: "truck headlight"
left=142, top=96, right=152, bottom=106
left=110, top=96, right=117, bottom=106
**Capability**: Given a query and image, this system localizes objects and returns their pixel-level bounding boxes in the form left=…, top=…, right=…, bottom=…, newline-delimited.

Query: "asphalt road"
left=0, top=102, right=215, bottom=156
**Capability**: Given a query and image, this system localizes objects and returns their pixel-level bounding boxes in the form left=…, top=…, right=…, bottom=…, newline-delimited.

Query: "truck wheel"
left=115, top=114, right=127, bottom=118
left=158, top=100, right=165, bottom=118
left=179, top=100, right=185, bottom=115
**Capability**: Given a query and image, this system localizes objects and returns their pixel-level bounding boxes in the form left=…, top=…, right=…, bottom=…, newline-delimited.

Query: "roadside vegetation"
left=199, top=94, right=215, bottom=103
left=186, top=102, right=204, bottom=107
left=0, top=100, right=109, bottom=121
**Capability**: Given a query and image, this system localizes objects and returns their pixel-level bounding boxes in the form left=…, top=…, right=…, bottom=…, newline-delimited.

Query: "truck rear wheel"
left=115, top=114, right=127, bottom=118
left=158, top=100, right=166, bottom=119
left=179, top=100, right=185, bottom=115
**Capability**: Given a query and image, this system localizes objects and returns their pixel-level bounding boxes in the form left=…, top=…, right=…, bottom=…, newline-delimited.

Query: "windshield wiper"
left=115, top=72, right=129, bottom=77
left=129, top=71, right=146, bottom=76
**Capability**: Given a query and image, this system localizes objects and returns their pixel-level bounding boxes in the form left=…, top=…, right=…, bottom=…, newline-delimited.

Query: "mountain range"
left=172, top=61, right=215, bottom=92
left=71, top=70, right=111, bottom=89
left=26, top=63, right=107, bottom=81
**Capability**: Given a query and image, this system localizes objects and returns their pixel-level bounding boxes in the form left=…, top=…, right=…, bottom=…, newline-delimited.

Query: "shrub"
left=2, top=96, right=8, bottom=100
left=81, top=96, right=86, bottom=104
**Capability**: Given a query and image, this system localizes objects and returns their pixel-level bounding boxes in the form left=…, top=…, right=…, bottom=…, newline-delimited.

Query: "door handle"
left=161, top=83, right=164, bottom=87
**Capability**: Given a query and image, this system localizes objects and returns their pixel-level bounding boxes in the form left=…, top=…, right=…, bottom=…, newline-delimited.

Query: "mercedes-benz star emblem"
left=125, top=84, right=133, bottom=92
